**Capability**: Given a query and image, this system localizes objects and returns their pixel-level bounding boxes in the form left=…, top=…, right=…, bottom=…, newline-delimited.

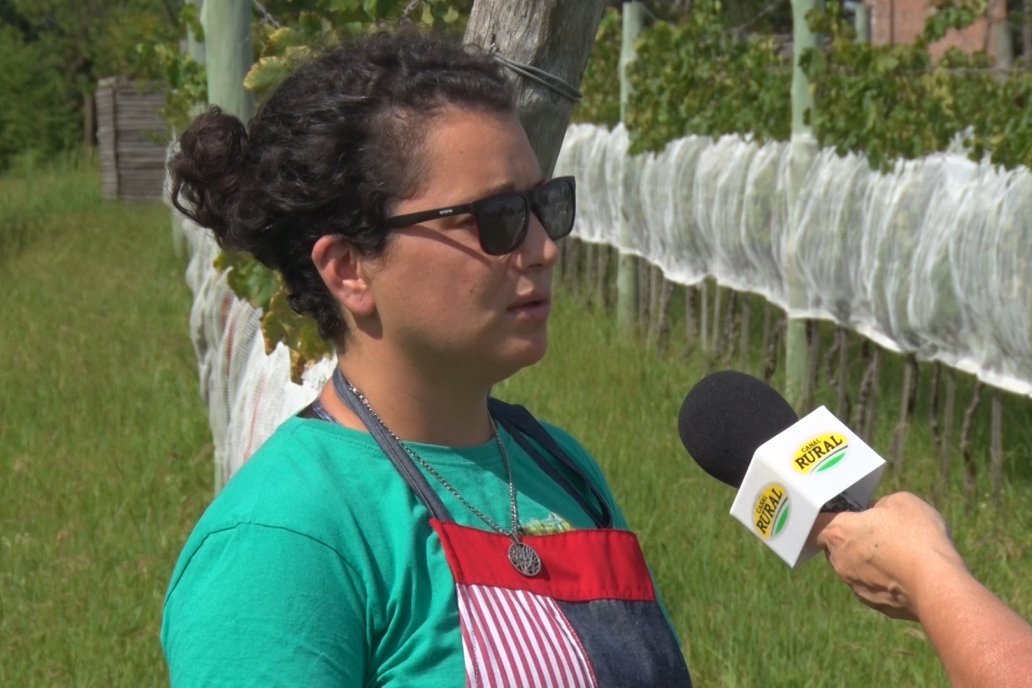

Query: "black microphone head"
left=678, top=370, right=798, bottom=488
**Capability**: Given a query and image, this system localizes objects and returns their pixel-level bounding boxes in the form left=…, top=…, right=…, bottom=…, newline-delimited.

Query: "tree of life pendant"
left=508, top=540, right=541, bottom=577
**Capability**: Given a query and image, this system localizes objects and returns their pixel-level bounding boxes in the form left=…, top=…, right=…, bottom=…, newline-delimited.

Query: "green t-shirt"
left=161, top=415, right=633, bottom=687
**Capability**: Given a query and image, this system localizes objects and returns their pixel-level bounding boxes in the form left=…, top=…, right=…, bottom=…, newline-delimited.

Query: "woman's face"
left=359, top=107, right=559, bottom=388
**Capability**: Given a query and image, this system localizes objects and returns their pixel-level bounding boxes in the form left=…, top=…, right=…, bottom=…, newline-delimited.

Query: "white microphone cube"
left=729, top=406, right=886, bottom=567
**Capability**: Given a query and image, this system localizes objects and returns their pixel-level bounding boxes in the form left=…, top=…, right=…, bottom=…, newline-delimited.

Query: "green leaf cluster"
left=213, top=251, right=332, bottom=382
left=135, top=2, right=207, bottom=133
left=574, top=0, right=1032, bottom=172
left=920, top=0, right=987, bottom=44
left=621, top=2, right=792, bottom=154
left=135, top=44, right=207, bottom=133
left=572, top=8, right=621, bottom=128
left=0, top=0, right=182, bottom=170
left=246, top=0, right=470, bottom=102
left=799, top=0, right=1023, bottom=171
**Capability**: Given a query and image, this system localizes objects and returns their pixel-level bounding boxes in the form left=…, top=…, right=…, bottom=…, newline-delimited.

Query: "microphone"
left=678, top=370, right=886, bottom=567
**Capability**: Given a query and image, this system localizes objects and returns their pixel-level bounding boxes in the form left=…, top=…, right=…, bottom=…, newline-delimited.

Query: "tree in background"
left=601, top=0, right=793, bottom=32
left=0, top=0, right=182, bottom=170
left=0, top=21, right=76, bottom=168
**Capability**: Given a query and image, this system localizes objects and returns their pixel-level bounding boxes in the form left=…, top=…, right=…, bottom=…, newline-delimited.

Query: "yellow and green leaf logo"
left=792, top=432, right=848, bottom=474
left=753, top=483, right=790, bottom=539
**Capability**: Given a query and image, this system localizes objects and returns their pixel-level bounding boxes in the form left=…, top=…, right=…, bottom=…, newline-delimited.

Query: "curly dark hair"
left=169, top=30, right=516, bottom=343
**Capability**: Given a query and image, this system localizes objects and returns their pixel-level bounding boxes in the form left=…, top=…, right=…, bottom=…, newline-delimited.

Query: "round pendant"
left=508, top=540, right=542, bottom=577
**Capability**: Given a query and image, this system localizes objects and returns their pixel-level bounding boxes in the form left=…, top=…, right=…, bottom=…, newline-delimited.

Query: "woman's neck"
left=321, top=350, right=495, bottom=447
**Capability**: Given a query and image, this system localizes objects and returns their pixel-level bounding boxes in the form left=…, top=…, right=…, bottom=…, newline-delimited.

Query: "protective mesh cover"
left=555, top=124, right=1032, bottom=398
left=175, top=125, right=1032, bottom=483
left=173, top=214, right=336, bottom=489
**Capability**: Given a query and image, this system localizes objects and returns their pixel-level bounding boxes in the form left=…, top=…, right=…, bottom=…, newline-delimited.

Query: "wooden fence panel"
left=95, top=78, right=168, bottom=203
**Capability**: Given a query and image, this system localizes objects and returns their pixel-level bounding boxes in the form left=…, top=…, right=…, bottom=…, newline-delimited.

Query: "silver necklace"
left=347, top=382, right=542, bottom=577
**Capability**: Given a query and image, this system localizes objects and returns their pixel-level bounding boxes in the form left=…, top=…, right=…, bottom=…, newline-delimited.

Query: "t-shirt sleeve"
left=161, top=523, right=369, bottom=687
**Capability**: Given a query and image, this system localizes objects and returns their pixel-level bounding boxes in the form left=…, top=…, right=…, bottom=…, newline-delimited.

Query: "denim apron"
left=304, top=369, right=692, bottom=687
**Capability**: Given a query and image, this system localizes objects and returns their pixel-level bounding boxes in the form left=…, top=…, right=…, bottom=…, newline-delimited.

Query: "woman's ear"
left=311, top=235, right=377, bottom=318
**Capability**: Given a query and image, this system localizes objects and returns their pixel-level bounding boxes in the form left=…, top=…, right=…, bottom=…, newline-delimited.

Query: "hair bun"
left=169, top=106, right=249, bottom=249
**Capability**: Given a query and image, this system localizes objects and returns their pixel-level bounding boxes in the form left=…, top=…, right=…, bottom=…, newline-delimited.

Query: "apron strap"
left=331, top=367, right=452, bottom=522
left=297, top=399, right=335, bottom=422
left=489, top=398, right=612, bottom=529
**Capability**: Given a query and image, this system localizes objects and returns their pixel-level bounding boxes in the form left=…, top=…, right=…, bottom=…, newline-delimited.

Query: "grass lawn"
left=1, top=158, right=211, bottom=686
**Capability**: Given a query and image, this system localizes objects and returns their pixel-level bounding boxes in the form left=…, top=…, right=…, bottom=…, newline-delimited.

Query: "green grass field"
left=3, top=160, right=1031, bottom=686
left=1, top=157, right=212, bottom=686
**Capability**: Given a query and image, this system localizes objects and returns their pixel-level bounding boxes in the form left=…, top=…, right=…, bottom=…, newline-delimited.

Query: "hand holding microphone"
left=812, top=492, right=964, bottom=621
left=678, top=370, right=885, bottom=567
left=815, top=493, right=1032, bottom=687
left=677, top=370, right=1032, bottom=685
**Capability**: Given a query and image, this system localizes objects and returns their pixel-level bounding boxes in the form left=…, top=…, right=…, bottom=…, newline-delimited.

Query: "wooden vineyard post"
left=960, top=381, right=984, bottom=498
left=616, top=2, right=646, bottom=331
left=465, top=0, right=603, bottom=175
left=938, top=367, right=958, bottom=495
left=890, top=355, right=919, bottom=464
left=738, top=298, right=751, bottom=372
left=991, top=390, right=1004, bottom=505
left=784, top=0, right=820, bottom=411
left=201, top=0, right=254, bottom=122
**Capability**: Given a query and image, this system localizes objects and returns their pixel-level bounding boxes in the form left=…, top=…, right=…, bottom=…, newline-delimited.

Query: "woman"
left=163, top=30, right=691, bottom=687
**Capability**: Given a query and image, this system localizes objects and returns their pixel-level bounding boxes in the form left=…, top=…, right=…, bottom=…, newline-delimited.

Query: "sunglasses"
left=381, top=176, right=576, bottom=256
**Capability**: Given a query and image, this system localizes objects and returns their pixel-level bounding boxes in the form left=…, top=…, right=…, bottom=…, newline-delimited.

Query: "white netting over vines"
left=555, top=124, right=1032, bottom=398
left=177, top=124, right=1032, bottom=482
left=175, top=215, right=335, bottom=488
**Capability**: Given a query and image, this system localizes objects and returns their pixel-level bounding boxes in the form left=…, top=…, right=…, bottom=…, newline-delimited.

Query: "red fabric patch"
left=430, top=520, right=656, bottom=602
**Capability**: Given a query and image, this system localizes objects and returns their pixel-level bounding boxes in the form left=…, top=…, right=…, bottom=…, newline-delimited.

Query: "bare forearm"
left=914, top=564, right=1032, bottom=688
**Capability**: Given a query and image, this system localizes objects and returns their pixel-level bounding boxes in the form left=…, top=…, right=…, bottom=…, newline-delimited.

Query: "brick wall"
left=864, top=0, right=1007, bottom=60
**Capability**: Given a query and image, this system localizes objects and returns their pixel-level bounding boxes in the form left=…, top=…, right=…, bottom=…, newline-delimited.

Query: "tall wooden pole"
left=995, top=20, right=1014, bottom=72
left=202, top=0, right=255, bottom=122
left=199, top=0, right=253, bottom=493
left=790, top=0, right=817, bottom=137
left=616, top=2, right=646, bottom=331
left=784, top=0, right=819, bottom=410
left=185, top=0, right=205, bottom=66
left=1025, top=0, right=1032, bottom=65
left=172, top=0, right=209, bottom=257
left=854, top=3, right=871, bottom=44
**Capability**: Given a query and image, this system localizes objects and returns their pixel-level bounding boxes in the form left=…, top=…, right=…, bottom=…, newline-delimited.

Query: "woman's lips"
left=508, top=296, right=551, bottom=319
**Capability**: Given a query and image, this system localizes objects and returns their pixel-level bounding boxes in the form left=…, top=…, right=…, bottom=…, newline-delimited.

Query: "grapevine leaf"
left=261, top=289, right=332, bottom=383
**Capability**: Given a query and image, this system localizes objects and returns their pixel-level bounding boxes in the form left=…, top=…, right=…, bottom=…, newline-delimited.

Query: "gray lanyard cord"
left=331, top=367, right=451, bottom=521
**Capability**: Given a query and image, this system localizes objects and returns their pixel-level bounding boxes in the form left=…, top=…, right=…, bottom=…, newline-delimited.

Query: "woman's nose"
left=514, top=212, right=558, bottom=270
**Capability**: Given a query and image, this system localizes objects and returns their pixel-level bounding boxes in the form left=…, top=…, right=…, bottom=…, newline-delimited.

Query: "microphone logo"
left=753, top=483, right=791, bottom=539
left=792, top=433, right=848, bottom=475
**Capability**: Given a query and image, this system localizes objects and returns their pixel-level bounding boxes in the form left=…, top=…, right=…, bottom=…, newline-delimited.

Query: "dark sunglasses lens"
left=475, top=194, right=528, bottom=255
left=534, top=179, right=575, bottom=240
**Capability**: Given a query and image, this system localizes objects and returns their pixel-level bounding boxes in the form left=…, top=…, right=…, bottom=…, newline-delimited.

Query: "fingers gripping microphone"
left=678, top=371, right=886, bottom=567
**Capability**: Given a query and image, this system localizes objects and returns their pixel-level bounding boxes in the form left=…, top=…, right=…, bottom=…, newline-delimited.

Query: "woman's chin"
left=492, top=338, right=549, bottom=382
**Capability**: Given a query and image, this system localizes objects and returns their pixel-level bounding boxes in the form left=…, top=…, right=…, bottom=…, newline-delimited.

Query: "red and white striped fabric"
left=457, top=584, right=597, bottom=688
left=432, top=520, right=691, bottom=688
